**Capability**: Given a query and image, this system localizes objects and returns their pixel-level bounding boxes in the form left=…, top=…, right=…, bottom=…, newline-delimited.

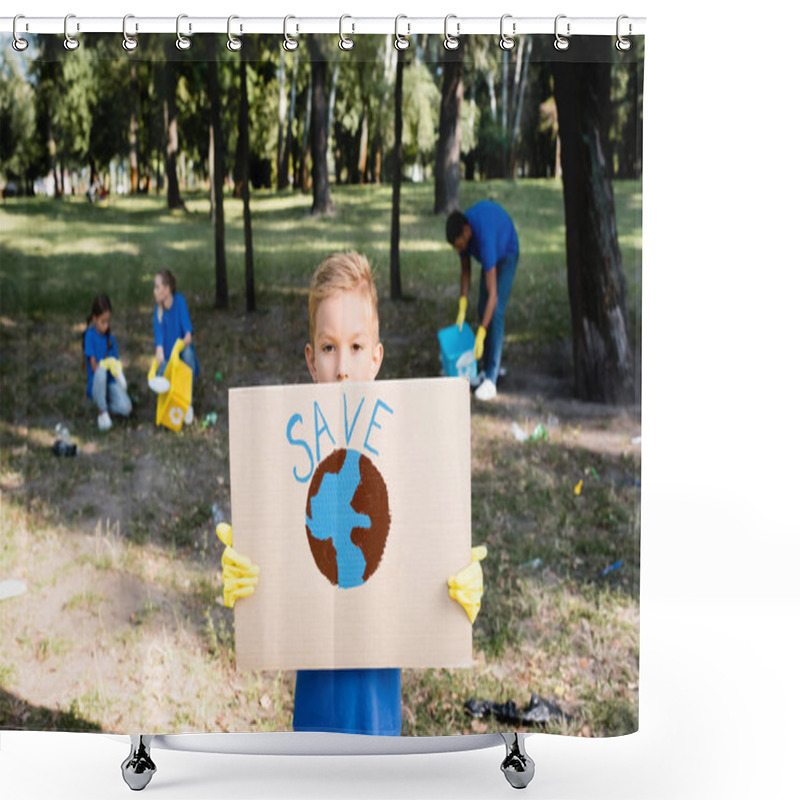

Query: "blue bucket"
left=437, top=324, right=478, bottom=380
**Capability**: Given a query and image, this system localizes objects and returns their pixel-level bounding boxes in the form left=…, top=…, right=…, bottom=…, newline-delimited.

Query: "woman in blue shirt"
left=153, top=269, right=199, bottom=423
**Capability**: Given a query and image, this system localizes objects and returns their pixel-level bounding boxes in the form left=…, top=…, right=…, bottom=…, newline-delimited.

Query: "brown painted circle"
left=304, top=448, right=391, bottom=587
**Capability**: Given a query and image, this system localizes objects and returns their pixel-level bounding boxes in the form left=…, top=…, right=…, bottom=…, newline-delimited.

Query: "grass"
left=0, top=178, right=641, bottom=737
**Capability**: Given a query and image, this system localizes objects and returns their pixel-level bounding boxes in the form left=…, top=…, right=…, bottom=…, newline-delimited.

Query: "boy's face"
left=305, top=289, right=383, bottom=384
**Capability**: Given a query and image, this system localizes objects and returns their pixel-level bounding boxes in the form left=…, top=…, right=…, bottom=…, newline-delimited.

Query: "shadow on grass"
left=0, top=688, right=102, bottom=732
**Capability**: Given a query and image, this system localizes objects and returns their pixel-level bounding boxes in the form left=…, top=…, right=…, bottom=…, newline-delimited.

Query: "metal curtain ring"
left=122, top=14, right=138, bottom=51
left=176, top=14, right=191, bottom=50
left=616, top=15, right=632, bottom=51
left=64, top=13, right=79, bottom=51
left=227, top=15, right=242, bottom=51
left=443, top=14, right=460, bottom=51
left=339, top=15, right=355, bottom=50
left=394, top=14, right=410, bottom=51
left=283, top=15, right=298, bottom=51
left=554, top=14, right=570, bottom=51
left=499, top=14, right=515, bottom=50
left=12, top=15, right=29, bottom=51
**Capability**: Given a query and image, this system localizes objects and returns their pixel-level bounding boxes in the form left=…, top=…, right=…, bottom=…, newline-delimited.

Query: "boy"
left=446, top=201, right=520, bottom=402
left=218, top=251, right=484, bottom=735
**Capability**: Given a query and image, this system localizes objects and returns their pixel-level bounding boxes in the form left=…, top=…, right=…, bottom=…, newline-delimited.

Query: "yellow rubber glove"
left=216, top=523, right=260, bottom=608
left=474, top=326, right=487, bottom=360
left=447, top=545, right=488, bottom=624
left=99, top=357, right=123, bottom=378
left=455, top=296, right=468, bottom=331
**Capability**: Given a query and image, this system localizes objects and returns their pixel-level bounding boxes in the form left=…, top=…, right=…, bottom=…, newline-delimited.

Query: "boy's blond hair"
left=308, top=251, right=380, bottom=345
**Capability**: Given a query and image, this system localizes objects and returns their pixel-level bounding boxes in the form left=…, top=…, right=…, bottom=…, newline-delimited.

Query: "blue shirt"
left=84, top=326, right=119, bottom=398
left=293, top=668, right=402, bottom=735
left=153, top=292, right=197, bottom=374
left=463, top=200, right=519, bottom=273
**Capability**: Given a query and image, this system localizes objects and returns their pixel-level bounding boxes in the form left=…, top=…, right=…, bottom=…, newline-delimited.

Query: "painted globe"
left=304, top=448, right=391, bottom=588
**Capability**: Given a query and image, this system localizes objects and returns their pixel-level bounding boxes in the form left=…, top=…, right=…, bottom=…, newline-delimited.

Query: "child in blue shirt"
left=152, top=269, right=199, bottom=423
left=446, top=200, right=520, bottom=402
left=291, top=252, right=400, bottom=734
left=83, top=294, right=132, bottom=431
left=216, top=252, right=486, bottom=736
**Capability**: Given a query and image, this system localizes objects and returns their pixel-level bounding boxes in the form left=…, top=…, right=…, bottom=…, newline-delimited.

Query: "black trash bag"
left=465, top=692, right=571, bottom=726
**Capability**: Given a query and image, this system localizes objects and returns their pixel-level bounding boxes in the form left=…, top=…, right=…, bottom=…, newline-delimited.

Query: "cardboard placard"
left=229, top=378, right=473, bottom=671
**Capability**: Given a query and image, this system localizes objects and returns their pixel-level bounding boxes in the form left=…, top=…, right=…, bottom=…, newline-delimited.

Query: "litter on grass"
left=0, top=580, right=27, bottom=601
left=511, top=421, right=549, bottom=444
left=201, top=412, right=218, bottom=429
left=465, top=692, right=571, bottom=726
left=511, top=422, right=528, bottom=443
left=601, top=560, right=623, bottom=577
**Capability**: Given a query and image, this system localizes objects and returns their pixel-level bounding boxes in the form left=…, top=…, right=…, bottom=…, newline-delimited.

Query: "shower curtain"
left=0, top=17, right=643, bottom=744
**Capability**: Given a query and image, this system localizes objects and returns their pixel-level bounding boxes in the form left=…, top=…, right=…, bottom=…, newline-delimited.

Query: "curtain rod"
left=1, top=15, right=646, bottom=38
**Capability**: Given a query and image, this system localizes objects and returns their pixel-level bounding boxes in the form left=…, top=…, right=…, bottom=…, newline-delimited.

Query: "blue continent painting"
left=306, top=449, right=373, bottom=588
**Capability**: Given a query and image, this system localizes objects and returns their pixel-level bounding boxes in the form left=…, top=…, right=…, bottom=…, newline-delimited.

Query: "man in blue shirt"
left=446, top=200, right=519, bottom=401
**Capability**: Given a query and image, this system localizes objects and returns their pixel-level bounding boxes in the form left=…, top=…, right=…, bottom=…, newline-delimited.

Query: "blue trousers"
left=92, top=367, right=132, bottom=416
left=477, top=251, right=519, bottom=384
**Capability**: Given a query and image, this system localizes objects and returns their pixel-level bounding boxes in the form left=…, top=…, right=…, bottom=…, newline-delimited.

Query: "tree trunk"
left=280, top=57, right=298, bottom=190
left=300, top=85, right=312, bottom=193
left=509, top=39, right=532, bottom=178
left=508, top=46, right=524, bottom=137
left=163, top=54, right=183, bottom=210
left=239, top=58, right=256, bottom=312
left=207, top=45, right=228, bottom=309
left=46, top=107, right=59, bottom=199
left=129, top=62, right=140, bottom=194
left=501, top=50, right=509, bottom=132
left=372, top=125, right=382, bottom=185
left=486, top=68, right=497, bottom=122
left=552, top=61, right=635, bottom=404
left=433, top=47, right=463, bottom=215
left=357, top=107, right=369, bottom=184
left=390, top=48, right=404, bottom=301
left=327, top=63, right=339, bottom=145
left=309, top=35, right=333, bottom=215
left=277, top=48, right=288, bottom=191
